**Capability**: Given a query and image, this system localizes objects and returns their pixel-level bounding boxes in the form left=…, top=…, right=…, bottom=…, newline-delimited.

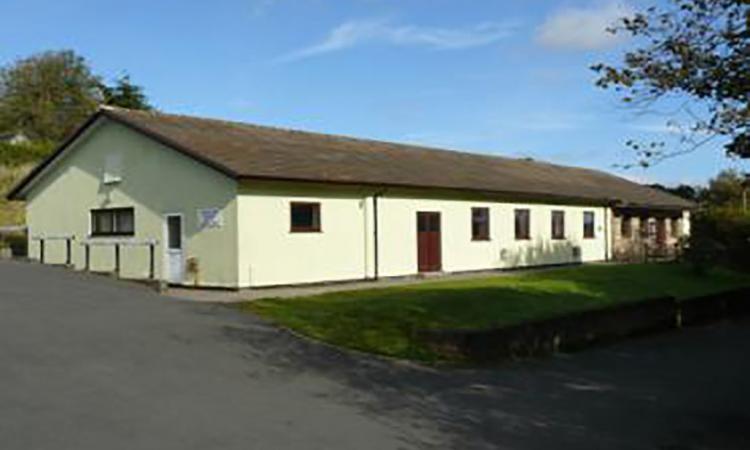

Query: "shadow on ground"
left=222, top=311, right=750, bottom=450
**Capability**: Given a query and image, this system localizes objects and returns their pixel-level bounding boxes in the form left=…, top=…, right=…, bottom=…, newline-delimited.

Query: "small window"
left=290, top=202, right=321, bottom=232
left=471, top=207, right=490, bottom=241
left=167, top=216, right=182, bottom=249
left=583, top=211, right=595, bottom=239
left=551, top=210, right=565, bottom=240
left=620, top=216, right=632, bottom=239
left=91, top=208, right=135, bottom=236
left=515, top=209, right=530, bottom=240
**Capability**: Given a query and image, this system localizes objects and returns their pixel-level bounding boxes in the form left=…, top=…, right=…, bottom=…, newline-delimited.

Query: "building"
left=0, top=131, right=29, bottom=146
left=7, top=106, right=694, bottom=289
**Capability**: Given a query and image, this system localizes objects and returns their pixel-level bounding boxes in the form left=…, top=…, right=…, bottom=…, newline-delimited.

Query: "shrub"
left=0, top=141, right=55, bottom=167
left=686, top=208, right=750, bottom=273
left=0, top=233, right=28, bottom=257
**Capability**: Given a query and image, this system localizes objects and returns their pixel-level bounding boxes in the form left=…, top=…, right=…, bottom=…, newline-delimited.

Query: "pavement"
left=1, top=259, right=749, bottom=450
left=166, top=265, right=579, bottom=302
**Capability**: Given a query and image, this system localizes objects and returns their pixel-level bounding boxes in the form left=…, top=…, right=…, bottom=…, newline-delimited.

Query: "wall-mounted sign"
left=198, top=208, right=223, bottom=230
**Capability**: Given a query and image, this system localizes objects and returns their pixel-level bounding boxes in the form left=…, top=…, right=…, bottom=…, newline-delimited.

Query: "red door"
left=417, top=212, right=442, bottom=272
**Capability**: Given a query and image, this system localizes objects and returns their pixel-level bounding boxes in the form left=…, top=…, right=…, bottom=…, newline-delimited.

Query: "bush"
left=0, top=140, right=55, bottom=167
left=685, top=208, right=750, bottom=273
left=0, top=233, right=28, bottom=257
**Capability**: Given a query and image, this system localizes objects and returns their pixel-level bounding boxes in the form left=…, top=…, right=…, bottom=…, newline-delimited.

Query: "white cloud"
left=535, top=2, right=631, bottom=51
left=277, top=18, right=518, bottom=63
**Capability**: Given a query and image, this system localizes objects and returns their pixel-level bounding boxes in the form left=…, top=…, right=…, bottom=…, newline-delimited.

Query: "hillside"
left=0, top=141, right=53, bottom=226
left=0, top=164, right=33, bottom=225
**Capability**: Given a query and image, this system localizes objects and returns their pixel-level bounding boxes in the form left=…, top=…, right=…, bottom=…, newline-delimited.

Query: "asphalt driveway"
left=0, top=260, right=748, bottom=450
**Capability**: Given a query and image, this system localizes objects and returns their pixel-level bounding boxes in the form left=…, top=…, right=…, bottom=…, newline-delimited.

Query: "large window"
left=515, top=209, right=530, bottom=240
left=90, top=207, right=134, bottom=237
left=290, top=202, right=321, bottom=232
left=471, top=207, right=490, bottom=241
left=583, top=211, right=595, bottom=239
left=551, top=210, right=565, bottom=240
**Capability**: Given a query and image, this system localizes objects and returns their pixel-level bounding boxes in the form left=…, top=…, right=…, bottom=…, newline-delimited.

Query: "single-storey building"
left=7, top=106, right=694, bottom=289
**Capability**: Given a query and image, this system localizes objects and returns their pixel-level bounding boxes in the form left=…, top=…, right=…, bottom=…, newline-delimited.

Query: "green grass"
left=240, top=263, right=750, bottom=361
left=0, top=164, right=33, bottom=226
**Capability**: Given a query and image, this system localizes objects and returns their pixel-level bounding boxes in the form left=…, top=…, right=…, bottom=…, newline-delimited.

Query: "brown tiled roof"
left=9, top=107, right=694, bottom=210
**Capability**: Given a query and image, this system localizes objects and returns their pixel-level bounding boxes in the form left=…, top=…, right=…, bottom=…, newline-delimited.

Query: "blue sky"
left=2, top=0, right=746, bottom=185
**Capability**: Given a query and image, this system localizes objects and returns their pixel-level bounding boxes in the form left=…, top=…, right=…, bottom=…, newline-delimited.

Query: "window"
left=290, top=202, right=321, bottom=232
left=583, top=211, right=595, bottom=239
left=471, top=207, right=490, bottom=241
left=515, top=209, right=530, bottom=240
left=551, top=210, right=565, bottom=240
left=620, top=216, right=632, bottom=238
left=671, top=218, right=681, bottom=238
left=639, top=218, right=649, bottom=238
left=90, top=208, right=134, bottom=236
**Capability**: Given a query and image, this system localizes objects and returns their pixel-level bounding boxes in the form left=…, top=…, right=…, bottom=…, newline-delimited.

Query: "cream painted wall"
left=237, top=182, right=611, bottom=287
left=377, top=191, right=609, bottom=278
left=24, top=118, right=239, bottom=287
left=237, top=181, right=373, bottom=287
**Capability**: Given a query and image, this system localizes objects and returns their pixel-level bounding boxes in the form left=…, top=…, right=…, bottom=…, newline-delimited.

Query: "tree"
left=100, top=74, right=152, bottom=111
left=0, top=50, right=153, bottom=143
left=701, top=169, right=747, bottom=208
left=0, top=50, right=102, bottom=142
left=648, top=183, right=701, bottom=201
left=593, top=0, right=750, bottom=167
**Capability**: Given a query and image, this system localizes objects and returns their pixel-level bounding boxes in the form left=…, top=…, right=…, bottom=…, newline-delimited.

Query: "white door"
left=165, top=214, right=184, bottom=284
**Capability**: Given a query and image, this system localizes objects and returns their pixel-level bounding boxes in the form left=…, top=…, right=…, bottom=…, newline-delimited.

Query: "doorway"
left=417, top=212, right=442, bottom=272
left=164, top=214, right=184, bottom=284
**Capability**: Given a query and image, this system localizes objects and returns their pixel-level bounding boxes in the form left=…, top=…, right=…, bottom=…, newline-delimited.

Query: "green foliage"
left=701, top=169, right=747, bottom=208
left=0, top=232, right=27, bottom=257
left=0, top=163, right=33, bottom=225
left=100, top=74, right=152, bottom=111
left=0, top=140, right=55, bottom=167
left=241, top=264, right=750, bottom=361
left=593, top=0, right=750, bottom=165
left=686, top=207, right=750, bottom=273
left=0, top=50, right=153, bottom=143
left=0, top=50, right=101, bottom=142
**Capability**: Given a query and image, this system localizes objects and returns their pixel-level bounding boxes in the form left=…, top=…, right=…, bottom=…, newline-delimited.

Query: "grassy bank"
left=0, top=164, right=33, bottom=226
left=241, top=264, right=750, bottom=361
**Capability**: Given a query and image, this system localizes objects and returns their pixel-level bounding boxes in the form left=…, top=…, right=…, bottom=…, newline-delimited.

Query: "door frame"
left=163, top=212, right=185, bottom=284
left=417, top=211, right=442, bottom=273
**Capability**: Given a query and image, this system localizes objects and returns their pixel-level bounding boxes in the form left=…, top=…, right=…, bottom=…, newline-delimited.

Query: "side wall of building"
left=24, top=118, right=240, bottom=287
left=237, top=181, right=611, bottom=287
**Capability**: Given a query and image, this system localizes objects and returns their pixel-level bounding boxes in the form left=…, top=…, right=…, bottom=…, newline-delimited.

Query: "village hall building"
left=8, top=106, right=694, bottom=289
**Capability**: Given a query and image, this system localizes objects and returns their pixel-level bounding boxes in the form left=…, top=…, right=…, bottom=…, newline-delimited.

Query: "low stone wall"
left=416, top=287, right=750, bottom=362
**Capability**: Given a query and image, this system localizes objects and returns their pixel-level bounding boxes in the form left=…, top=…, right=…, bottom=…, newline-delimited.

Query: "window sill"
left=471, top=238, right=490, bottom=242
left=290, top=228, right=322, bottom=233
left=89, top=233, right=135, bottom=238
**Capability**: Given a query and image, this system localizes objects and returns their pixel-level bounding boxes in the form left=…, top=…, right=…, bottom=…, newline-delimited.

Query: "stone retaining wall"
left=416, top=287, right=750, bottom=362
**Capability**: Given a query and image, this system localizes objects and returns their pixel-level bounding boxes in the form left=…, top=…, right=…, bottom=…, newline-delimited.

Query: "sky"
left=1, top=0, right=746, bottom=186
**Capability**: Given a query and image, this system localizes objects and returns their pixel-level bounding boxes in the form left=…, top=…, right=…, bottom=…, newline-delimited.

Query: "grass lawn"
left=239, top=263, right=750, bottom=361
